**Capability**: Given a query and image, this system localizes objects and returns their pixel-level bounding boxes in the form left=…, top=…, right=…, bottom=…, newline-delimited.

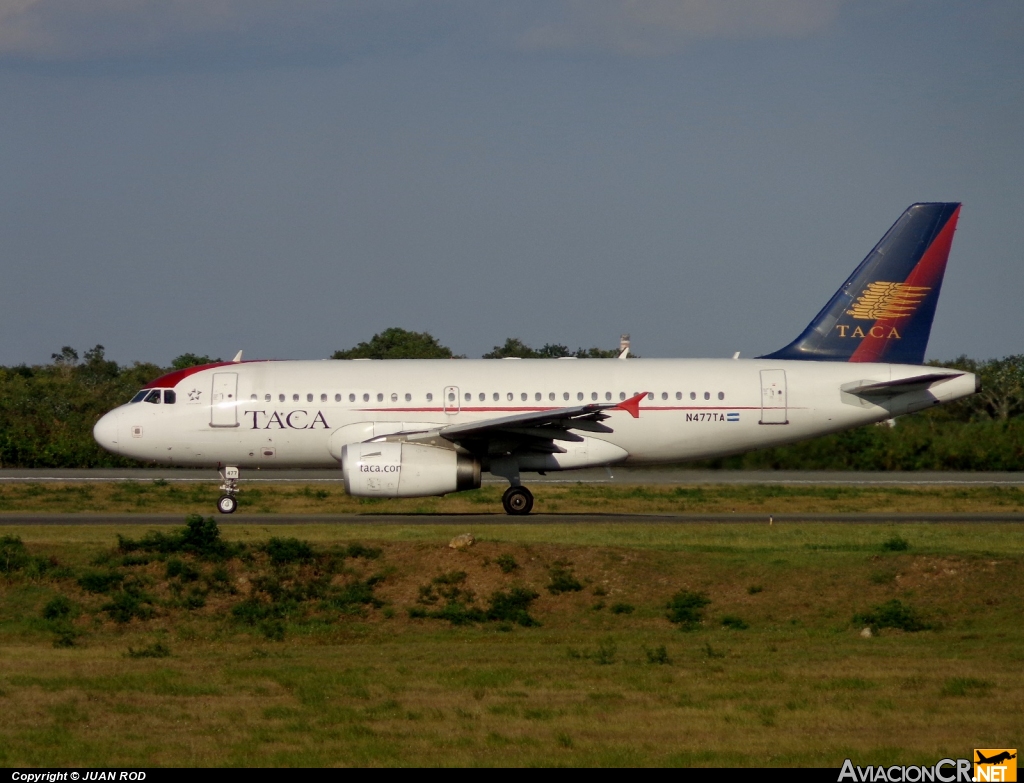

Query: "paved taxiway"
left=2, top=512, right=1022, bottom=526
left=2, top=468, right=1024, bottom=485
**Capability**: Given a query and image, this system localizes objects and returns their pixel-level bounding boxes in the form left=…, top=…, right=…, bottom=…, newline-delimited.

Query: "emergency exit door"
left=210, top=372, right=239, bottom=427
left=759, top=369, right=788, bottom=425
left=443, top=386, right=460, bottom=416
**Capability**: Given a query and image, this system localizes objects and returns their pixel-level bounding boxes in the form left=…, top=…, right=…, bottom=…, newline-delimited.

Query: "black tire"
left=502, top=486, right=534, bottom=516
left=217, top=495, right=238, bottom=514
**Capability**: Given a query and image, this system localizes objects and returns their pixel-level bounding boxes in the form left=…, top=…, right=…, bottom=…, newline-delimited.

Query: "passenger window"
left=493, top=393, right=499, bottom=402
left=405, top=393, right=412, bottom=402
left=388, top=393, right=395, bottom=402
left=535, top=392, right=542, bottom=401
left=448, top=392, right=455, bottom=402
left=465, top=392, right=472, bottom=402
left=363, top=393, right=370, bottom=402
left=305, top=394, right=312, bottom=402
left=690, top=392, right=696, bottom=400
left=320, top=394, right=327, bottom=402
left=335, top=394, right=341, bottom=402
left=718, top=392, right=725, bottom=400
left=265, top=394, right=271, bottom=402
left=619, top=392, right=626, bottom=401
left=521, top=393, right=527, bottom=401
left=676, top=392, right=682, bottom=400
left=647, top=393, right=654, bottom=400
left=164, top=390, right=177, bottom=404
left=563, top=392, right=570, bottom=401
left=144, top=390, right=161, bottom=404
left=349, top=393, right=356, bottom=402
left=605, top=392, right=612, bottom=401
left=661, top=392, right=668, bottom=400
left=377, top=393, right=384, bottom=402
left=591, top=392, right=597, bottom=401
left=250, top=394, right=257, bottom=401
left=130, top=390, right=148, bottom=403
left=704, top=392, right=710, bottom=400
left=549, top=393, right=556, bottom=401
left=479, top=392, right=485, bottom=402
left=292, top=394, right=299, bottom=402
left=426, top=393, right=433, bottom=402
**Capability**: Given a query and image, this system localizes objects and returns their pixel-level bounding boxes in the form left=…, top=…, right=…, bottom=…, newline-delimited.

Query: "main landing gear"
left=502, top=485, right=534, bottom=516
left=217, top=466, right=239, bottom=514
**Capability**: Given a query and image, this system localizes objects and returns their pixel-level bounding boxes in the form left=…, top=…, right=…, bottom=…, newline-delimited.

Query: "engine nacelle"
left=342, top=442, right=481, bottom=498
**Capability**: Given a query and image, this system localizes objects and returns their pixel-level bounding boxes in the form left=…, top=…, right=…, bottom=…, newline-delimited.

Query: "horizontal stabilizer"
left=841, top=372, right=963, bottom=398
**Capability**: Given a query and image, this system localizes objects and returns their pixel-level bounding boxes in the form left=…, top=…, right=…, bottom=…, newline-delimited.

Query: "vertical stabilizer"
left=762, top=203, right=960, bottom=364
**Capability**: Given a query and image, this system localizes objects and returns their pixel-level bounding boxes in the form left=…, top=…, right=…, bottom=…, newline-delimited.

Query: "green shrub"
left=0, top=535, right=29, bottom=573
left=854, top=599, right=932, bottom=632
left=264, top=537, right=314, bottom=565
left=102, top=585, right=155, bottom=623
left=721, top=615, right=749, bottom=630
left=126, top=641, right=171, bottom=659
left=344, top=543, right=381, bottom=560
left=610, top=603, right=634, bottom=615
left=645, top=645, right=671, bottom=665
left=487, top=587, right=540, bottom=627
left=43, top=595, right=76, bottom=620
left=882, top=535, right=910, bottom=552
left=77, top=570, right=124, bottom=594
left=165, top=557, right=200, bottom=581
left=666, top=590, right=711, bottom=630
left=118, top=514, right=242, bottom=560
left=747, top=585, right=764, bottom=595
left=547, top=564, right=583, bottom=594
left=495, top=554, right=518, bottom=573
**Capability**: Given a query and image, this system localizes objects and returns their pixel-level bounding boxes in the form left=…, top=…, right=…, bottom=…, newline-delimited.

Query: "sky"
left=1, top=0, right=1022, bottom=366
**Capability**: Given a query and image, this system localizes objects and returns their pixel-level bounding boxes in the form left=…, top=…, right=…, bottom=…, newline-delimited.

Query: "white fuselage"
left=93, top=358, right=977, bottom=472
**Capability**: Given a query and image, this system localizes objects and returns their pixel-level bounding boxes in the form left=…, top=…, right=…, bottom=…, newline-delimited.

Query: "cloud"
left=519, top=0, right=846, bottom=55
left=0, top=0, right=849, bottom=64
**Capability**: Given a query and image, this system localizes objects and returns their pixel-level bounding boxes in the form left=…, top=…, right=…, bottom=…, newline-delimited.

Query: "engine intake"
left=342, top=442, right=480, bottom=498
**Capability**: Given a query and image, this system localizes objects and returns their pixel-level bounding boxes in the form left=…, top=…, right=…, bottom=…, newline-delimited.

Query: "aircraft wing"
left=369, top=392, right=648, bottom=455
left=841, top=372, right=964, bottom=398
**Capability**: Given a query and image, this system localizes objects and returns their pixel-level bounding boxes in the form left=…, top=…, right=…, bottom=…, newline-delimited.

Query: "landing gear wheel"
left=217, top=495, right=238, bottom=514
left=502, top=486, right=534, bottom=516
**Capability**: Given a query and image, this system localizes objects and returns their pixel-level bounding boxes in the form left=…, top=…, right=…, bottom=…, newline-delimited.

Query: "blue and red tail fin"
left=761, top=202, right=961, bottom=364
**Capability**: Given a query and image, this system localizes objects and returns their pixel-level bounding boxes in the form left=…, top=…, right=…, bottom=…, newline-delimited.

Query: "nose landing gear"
left=217, top=466, right=239, bottom=514
left=501, top=485, right=534, bottom=516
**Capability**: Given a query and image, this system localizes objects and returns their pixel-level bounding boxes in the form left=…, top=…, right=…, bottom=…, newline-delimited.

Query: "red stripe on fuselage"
left=849, top=205, right=960, bottom=363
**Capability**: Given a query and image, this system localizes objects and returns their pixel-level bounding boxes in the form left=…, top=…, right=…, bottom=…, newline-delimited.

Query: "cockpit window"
left=164, top=390, right=176, bottom=404
left=144, top=390, right=161, bottom=404
left=130, top=390, right=149, bottom=403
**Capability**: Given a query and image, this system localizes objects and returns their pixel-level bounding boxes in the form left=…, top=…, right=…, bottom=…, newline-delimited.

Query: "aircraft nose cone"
left=93, top=411, right=120, bottom=453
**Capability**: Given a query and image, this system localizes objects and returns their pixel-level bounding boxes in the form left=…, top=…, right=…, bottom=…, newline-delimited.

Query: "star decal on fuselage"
left=188, top=388, right=201, bottom=402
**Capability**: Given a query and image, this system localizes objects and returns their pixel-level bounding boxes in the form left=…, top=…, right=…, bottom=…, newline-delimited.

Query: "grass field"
left=1, top=517, right=1021, bottom=767
left=4, top=480, right=1024, bottom=515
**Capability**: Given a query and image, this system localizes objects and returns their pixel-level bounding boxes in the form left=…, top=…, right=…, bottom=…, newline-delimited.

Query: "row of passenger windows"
left=246, top=391, right=727, bottom=404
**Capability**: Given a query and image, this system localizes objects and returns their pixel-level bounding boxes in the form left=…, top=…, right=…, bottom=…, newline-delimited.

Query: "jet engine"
left=342, top=442, right=480, bottom=498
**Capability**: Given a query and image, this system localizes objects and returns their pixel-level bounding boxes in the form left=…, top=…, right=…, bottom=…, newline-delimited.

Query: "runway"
left=2, top=512, right=1022, bottom=525
left=2, top=468, right=1024, bottom=485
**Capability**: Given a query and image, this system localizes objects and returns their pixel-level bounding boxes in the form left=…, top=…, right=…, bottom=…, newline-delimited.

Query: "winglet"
left=613, top=391, right=648, bottom=419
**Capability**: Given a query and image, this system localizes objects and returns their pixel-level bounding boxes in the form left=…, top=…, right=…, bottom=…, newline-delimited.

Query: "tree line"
left=0, top=330, right=1021, bottom=469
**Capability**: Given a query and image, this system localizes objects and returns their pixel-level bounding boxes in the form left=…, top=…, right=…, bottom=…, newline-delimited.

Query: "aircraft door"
left=444, top=386, right=460, bottom=416
left=211, top=372, right=240, bottom=428
left=759, top=369, right=788, bottom=425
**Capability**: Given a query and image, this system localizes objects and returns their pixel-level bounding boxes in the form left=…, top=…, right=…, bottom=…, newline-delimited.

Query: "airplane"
left=93, top=202, right=977, bottom=515
left=976, top=752, right=1016, bottom=765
